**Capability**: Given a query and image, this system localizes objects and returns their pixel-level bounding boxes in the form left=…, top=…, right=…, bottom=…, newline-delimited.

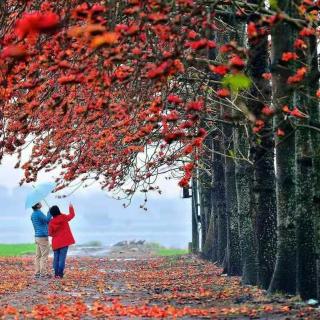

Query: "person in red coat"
left=48, top=203, right=75, bottom=278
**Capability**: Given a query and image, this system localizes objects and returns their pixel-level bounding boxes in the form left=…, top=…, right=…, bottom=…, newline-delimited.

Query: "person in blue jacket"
left=31, top=202, right=52, bottom=279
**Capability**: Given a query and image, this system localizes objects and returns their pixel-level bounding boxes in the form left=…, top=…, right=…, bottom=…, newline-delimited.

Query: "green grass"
left=0, top=244, right=36, bottom=256
left=146, top=243, right=188, bottom=256
left=0, top=242, right=189, bottom=257
left=156, top=247, right=189, bottom=256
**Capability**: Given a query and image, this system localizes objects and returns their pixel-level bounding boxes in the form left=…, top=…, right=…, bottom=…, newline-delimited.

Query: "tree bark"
left=295, top=35, right=319, bottom=300
left=268, top=0, right=297, bottom=295
left=234, top=125, right=258, bottom=285
left=223, top=123, right=242, bottom=275
left=212, top=136, right=227, bottom=265
left=199, top=182, right=212, bottom=258
left=296, top=124, right=317, bottom=299
left=198, top=136, right=212, bottom=254
left=199, top=135, right=216, bottom=260
left=308, top=35, right=320, bottom=300
left=191, top=176, right=200, bottom=254
left=247, top=0, right=277, bottom=289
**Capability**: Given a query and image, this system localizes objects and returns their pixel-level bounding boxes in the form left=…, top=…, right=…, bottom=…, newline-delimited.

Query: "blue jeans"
left=53, top=246, right=68, bottom=277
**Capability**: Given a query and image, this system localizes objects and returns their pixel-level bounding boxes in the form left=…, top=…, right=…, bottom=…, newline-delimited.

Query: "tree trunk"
left=199, top=135, right=216, bottom=260
left=247, top=0, right=277, bottom=289
left=191, top=176, right=200, bottom=254
left=212, top=136, right=227, bottom=265
left=295, top=35, right=319, bottom=300
left=199, top=183, right=212, bottom=258
left=296, top=124, right=317, bottom=299
left=308, top=35, right=320, bottom=300
left=198, top=135, right=212, bottom=254
left=268, top=0, right=297, bottom=294
left=234, top=125, right=258, bottom=285
left=202, top=210, right=215, bottom=259
left=223, top=124, right=242, bottom=275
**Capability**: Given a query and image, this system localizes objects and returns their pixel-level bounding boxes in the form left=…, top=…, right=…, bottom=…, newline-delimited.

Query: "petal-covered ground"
left=0, top=255, right=318, bottom=319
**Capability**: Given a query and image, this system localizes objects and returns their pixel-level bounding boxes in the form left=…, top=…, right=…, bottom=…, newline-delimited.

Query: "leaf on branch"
left=222, top=74, right=252, bottom=93
left=269, top=0, right=279, bottom=10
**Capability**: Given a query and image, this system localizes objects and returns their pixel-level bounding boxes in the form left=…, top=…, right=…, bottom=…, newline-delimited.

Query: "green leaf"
left=222, top=73, right=252, bottom=93
left=228, top=150, right=236, bottom=158
left=269, top=0, right=278, bottom=10
left=207, top=87, right=215, bottom=94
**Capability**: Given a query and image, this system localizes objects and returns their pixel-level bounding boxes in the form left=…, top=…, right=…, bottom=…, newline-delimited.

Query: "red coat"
left=49, top=205, right=75, bottom=250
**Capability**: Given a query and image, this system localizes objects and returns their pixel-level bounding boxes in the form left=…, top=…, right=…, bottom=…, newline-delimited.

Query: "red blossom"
left=253, top=119, right=265, bottom=133
left=131, top=47, right=142, bottom=55
left=187, top=30, right=197, bottom=39
left=290, top=107, right=306, bottom=118
left=247, top=22, right=258, bottom=39
left=166, top=111, right=180, bottom=122
left=261, top=105, right=274, bottom=116
left=287, top=67, right=307, bottom=84
left=294, top=39, right=307, bottom=49
left=277, top=128, right=285, bottom=137
left=262, top=73, right=272, bottom=80
left=197, top=128, right=207, bottom=137
left=192, top=137, right=203, bottom=147
left=299, top=27, right=316, bottom=37
left=1, top=45, right=27, bottom=58
left=146, top=62, right=169, bottom=78
left=217, top=88, right=230, bottom=97
left=229, top=55, right=245, bottom=68
left=186, top=39, right=206, bottom=50
left=164, top=132, right=185, bottom=144
left=148, top=13, right=167, bottom=22
left=219, top=44, right=234, bottom=53
left=186, top=100, right=204, bottom=111
left=15, top=11, right=59, bottom=39
left=58, top=75, right=82, bottom=84
left=184, top=163, right=194, bottom=171
left=75, top=106, right=86, bottom=114
left=209, top=64, right=229, bottom=76
left=183, top=145, right=193, bottom=155
left=281, top=52, right=299, bottom=62
left=91, top=4, right=105, bottom=13
left=178, top=176, right=190, bottom=187
left=167, top=94, right=183, bottom=104
left=207, top=40, right=216, bottom=48
left=282, top=105, right=290, bottom=113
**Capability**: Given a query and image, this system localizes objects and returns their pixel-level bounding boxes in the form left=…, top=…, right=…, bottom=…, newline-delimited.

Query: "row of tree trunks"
left=192, top=0, right=320, bottom=300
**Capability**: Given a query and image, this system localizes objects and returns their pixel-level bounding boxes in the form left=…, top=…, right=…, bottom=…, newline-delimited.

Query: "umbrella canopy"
left=25, top=182, right=55, bottom=209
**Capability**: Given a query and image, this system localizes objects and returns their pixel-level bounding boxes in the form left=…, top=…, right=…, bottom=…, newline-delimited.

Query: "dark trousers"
left=53, top=246, right=68, bottom=277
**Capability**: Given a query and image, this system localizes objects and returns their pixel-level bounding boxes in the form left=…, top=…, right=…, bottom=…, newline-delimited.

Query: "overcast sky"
left=0, top=155, right=192, bottom=248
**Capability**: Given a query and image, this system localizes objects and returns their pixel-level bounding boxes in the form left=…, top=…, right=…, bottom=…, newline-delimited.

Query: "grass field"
left=0, top=242, right=188, bottom=257
left=147, top=243, right=188, bottom=256
left=0, top=244, right=35, bottom=256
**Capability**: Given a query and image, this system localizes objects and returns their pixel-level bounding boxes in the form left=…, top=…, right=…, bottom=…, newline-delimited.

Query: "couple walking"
left=31, top=202, right=75, bottom=279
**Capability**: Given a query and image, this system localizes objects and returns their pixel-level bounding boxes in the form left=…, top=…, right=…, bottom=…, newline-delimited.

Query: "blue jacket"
left=31, top=210, right=52, bottom=237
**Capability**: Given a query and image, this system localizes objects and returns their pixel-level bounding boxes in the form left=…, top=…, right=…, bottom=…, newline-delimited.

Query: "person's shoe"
left=40, top=274, right=52, bottom=279
left=34, top=273, right=41, bottom=279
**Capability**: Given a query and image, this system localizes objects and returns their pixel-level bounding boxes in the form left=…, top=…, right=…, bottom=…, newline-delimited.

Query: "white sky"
left=0, top=154, right=182, bottom=199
